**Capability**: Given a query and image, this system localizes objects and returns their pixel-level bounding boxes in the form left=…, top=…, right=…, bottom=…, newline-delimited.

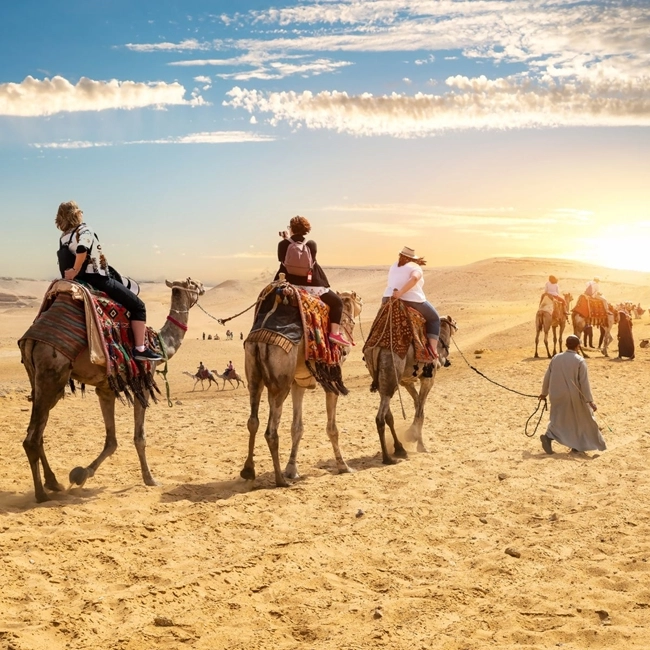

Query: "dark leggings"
left=382, top=297, right=440, bottom=339
left=80, top=272, right=146, bottom=321
left=320, top=289, right=343, bottom=325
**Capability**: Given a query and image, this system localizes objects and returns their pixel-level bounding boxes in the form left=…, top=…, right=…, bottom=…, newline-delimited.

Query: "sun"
left=578, top=226, right=650, bottom=273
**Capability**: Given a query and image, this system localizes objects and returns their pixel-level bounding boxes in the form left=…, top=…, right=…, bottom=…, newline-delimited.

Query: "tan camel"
left=572, top=309, right=615, bottom=357
left=240, top=290, right=362, bottom=487
left=182, top=370, right=219, bottom=391
left=364, top=316, right=457, bottom=465
left=534, top=292, right=572, bottom=358
left=211, top=369, right=246, bottom=390
left=19, top=278, right=204, bottom=502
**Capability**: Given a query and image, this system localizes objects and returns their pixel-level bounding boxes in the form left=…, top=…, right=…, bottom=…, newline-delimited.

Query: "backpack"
left=283, top=238, right=313, bottom=277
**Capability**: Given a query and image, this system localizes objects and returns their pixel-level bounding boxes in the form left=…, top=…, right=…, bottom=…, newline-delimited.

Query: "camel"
left=572, top=309, right=615, bottom=357
left=240, top=290, right=362, bottom=487
left=364, top=316, right=457, bottom=465
left=19, top=278, right=204, bottom=502
left=534, top=293, right=572, bottom=358
left=211, top=369, right=246, bottom=390
left=182, top=370, right=219, bottom=391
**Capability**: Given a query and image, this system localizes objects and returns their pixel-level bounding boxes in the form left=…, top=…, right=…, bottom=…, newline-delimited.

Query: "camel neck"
left=159, top=291, right=191, bottom=358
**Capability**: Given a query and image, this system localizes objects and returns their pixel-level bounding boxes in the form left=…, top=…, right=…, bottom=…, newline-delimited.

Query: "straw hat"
left=398, top=246, right=418, bottom=259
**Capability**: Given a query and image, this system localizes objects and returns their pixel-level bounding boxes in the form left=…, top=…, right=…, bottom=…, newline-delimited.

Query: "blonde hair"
left=55, top=201, right=84, bottom=232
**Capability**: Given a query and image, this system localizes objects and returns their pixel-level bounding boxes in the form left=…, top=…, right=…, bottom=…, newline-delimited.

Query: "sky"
left=1, top=0, right=649, bottom=283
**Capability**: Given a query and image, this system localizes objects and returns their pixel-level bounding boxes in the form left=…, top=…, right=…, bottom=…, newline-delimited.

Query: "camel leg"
left=324, top=390, right=354, bottom=474
left=265, top=386, right=291, bottom=487
left=534, top=323, right=541, bottom=358
left=284, top=383, right=305, bottom=479
left=241, top=359, right=264, bottom=481
left=23, top=351, right=69, bottom=502
left=413, top=380, right=434, bottom=453
left=68, top=384, right=119, bottom=489
left=543, top=325, right=552, bottom=358
left=133, top=399, right=159, bottom=486
left=551, top=325, right=558, bottom=356
left=376, top=393, right=397, bottom=465
left=384, top=406, right=407, bottom=458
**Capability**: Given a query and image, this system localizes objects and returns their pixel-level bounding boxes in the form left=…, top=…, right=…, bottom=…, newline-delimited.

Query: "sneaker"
left=133, top=347, right=163, bottom=362
left=328, top=332, right=351, bottom=347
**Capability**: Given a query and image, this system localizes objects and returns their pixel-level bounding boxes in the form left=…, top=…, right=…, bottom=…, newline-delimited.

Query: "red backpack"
left=283, top=239, right=313, bottom=277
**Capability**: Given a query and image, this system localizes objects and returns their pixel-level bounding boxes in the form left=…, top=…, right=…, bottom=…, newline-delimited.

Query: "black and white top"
left=60, top=223, right=108, bottom=276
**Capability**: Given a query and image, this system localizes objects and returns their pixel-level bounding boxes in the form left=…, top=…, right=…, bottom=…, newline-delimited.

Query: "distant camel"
left=364, top=315, right=457, bottom=465
left=535, top=293, right=572, bottom=358
left=211, top=369, right=246, bottom=390
left=572, top=309, right=615, bottom=357
left=19, top=278, right=204, bottom=502
left=182, top=370, right=219, bottom=391
left=241, top=290, right=362, bottom=487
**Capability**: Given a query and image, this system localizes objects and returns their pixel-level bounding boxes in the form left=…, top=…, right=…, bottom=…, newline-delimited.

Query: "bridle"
left=168, top=282, right=202, bottom=315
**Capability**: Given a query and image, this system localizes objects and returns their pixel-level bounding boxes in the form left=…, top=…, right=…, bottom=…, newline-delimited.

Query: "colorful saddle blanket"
left=573, top=294, right=615, bottom=327
left=363, top=299, right=436, bottom=363
left=246, top=281, right=347, bottom=394
left=20, top=280, right=161, bottom=407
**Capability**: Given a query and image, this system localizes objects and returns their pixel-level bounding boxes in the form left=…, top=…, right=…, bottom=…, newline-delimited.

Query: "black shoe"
left=133, top=347, right=162, bottom=362
left=540, top=434, right=554, bottom=455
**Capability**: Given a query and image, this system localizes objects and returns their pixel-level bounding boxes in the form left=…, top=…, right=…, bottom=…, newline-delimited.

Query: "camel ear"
left=165, top=280, right=174, bottom=289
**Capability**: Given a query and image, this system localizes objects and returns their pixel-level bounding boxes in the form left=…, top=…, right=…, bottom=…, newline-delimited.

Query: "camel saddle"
left=363, top=299, right=436, bottom=363
left=246, top=281, right=347, bottom=394
left=572, top=294, right=615, bottom=327
left=19, top=279, right=161, bottom=407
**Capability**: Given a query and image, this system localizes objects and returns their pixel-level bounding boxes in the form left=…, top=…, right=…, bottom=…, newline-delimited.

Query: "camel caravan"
left=535, top=275, right=644, bottom=359
left=17, top=207, right=463, bottom=503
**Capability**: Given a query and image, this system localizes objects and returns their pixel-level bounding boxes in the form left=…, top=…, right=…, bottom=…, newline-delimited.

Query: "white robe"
left=541, top=350, right=606, bottom=452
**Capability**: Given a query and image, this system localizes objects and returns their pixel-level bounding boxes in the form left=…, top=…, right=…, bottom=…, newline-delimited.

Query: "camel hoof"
left=35, top=491, right=51, bottom=503
left=393, top=446, right=408, bottom=459
left=284, top=467, right=299, bottom=480
left=382, top=457, right=398, bottom=465
left=240, top=466, right=256, bottom=481
left=417, top=444, right=430, bottom=453
left=534, top=353, right=539, bottom=358
left=69, top=466, right=90, bottom=487
left=144, top=477, right=161, bottom=487
left=338, top=465, right=356, bottom=474
left=276, top=479, right=290, bottom=488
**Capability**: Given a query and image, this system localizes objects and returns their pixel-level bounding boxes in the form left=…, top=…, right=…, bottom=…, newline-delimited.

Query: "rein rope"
left=195, top=300, right=257, bottom=326
left=449, top=335, right=549, bottom=436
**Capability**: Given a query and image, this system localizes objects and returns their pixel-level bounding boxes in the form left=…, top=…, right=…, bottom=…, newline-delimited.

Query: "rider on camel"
left=544, top=275, right=569, bottom=315
left=584, top=277, right=609, bottom=311
left=224, top=360, right=234, bottom=379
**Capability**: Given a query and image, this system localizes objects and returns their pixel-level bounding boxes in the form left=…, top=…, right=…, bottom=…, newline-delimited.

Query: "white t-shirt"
left=60, top=223, right=108, bottom=276
left=585, top=280, right=600, bottom=297
left=545, top=281, right=560, bottom=296
left=383, top=261, right=426, bottom=303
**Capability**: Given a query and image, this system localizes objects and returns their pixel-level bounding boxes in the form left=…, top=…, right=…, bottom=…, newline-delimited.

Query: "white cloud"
left=0, top=76, right=203, bottom=117
left=194, top=75, right=212, bottom=83
left=224, top=77, right=650, bottom=137
left=216, top=58, right=352, bottom=81
left=125, top=38, right=213, bottom=52
left=31, top=131, right=276, bottom=148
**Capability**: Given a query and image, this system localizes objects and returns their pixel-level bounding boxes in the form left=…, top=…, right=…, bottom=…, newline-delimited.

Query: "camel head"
left=165, top=277, right=205, bottom=297
left=441, top=315, right=458, bottom=333
left=338, top=290, right=363, bottom=319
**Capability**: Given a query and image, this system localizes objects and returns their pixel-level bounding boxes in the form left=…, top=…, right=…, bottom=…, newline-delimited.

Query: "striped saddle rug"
left=19, top=280, right=161, bottom=407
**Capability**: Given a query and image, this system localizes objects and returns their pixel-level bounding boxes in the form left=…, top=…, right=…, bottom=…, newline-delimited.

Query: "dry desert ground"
left=1, top=258, right=650, bottom=650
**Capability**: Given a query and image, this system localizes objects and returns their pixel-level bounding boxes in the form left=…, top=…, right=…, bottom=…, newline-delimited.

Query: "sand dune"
left=1, top=258, right=650, bottom=649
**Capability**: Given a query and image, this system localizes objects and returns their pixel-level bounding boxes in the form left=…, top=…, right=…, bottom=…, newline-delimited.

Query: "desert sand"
left=1, top=258, right=650, bottom=649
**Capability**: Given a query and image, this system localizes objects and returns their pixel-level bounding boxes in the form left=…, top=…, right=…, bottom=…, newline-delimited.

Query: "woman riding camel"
left=544, top=275, right=568, bottom=314
left=55, top=200, right=161, bottom=362
left=382, top=246, right=440, bottom=359
left=275, top=215, right=349, bottom=347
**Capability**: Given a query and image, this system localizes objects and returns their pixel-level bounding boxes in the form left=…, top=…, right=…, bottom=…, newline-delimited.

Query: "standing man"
left=538, top=335, right=606, bottom=454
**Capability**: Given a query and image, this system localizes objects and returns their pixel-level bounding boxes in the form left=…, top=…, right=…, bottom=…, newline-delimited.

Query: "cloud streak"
left=224, top=75, right=650, bottom=137
left=30, top=131, right=276, bottom=149
left=0, top=76, right=204, bottom=117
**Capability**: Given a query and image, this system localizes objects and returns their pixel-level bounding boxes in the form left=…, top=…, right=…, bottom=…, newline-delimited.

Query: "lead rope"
left=450, top=335, right=550, bottom=436
left=388, top=304, right=407, bottom=419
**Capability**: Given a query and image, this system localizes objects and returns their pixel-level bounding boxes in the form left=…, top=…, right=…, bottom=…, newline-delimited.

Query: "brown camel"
left=182, top=370, right=219, bottom=391
left=534, top=292, right=572, bottom=358
left=211, top=369, right=246, bottom=390
left=19, top=278, right=204, bottom=502
left=240, top=290, right=362, bottom=487
left=364, top=316, right=457, bottom=465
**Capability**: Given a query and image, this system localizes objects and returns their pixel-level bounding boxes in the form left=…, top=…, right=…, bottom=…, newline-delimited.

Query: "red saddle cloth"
left=363, top=299, right=435, bottom=363
left=20, top=280, right=161, bottom=407
left=573, top=294, right=613, bottom=327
